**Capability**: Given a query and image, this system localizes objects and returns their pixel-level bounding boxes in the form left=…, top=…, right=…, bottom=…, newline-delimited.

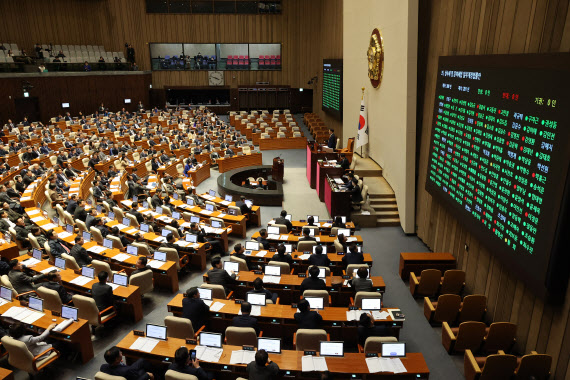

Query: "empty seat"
left=457, top=295, right=487, bottom=323
left=424, top=294, right=461, bottom=324
left=481, top=322, right=517, bottom=354
left=440, top=270, right=466, bottom=295
left=410, top=269, right=442, bottom=297
left=294, top=329, right=328, bottom=351
left=514, top=352, right=552, bottom=380
left=464, top=350, right=517, bottom=380
left=442, top=321, right=487, bottom=354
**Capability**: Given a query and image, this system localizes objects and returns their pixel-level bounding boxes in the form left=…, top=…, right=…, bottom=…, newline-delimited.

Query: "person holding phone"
left=169, top=346, right=212, bottom=380
left=246, top=349, right=280, bottom=380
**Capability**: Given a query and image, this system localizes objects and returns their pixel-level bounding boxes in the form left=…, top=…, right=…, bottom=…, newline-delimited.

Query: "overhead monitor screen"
left=322, top=59, right=343, bottom=120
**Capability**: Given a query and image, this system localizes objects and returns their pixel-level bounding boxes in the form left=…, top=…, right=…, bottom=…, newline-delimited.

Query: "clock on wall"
left=208, top=71, right=224, bottom=86
left=367, top=28, right=384, bottom=88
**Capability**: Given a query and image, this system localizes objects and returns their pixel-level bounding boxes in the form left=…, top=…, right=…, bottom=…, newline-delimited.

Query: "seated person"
left=92, top=271, right=115, bottom=311
left=8, top=259, right=49, bottom=293
left=70, top=235, right=92, bottom=267
left=246, top=349, right=280, bottom=380
left=169, top=346, right=212, bottom=380
left=358, top=313, right=392, bottom=347
left=299, top=228, right=316, bottom=242
left=332, top=216, right=345, bottom=228
left=271, top=243, right=293, bottom=266
left=250, top=277, right=278, bottom=304
left=101, top=346, right=154, bottom=380
left=9, top=322, right=58, bottom=358
left=232, top=301, right=259, bottom=334
left=256, top=229, right=269, bottom=249
left=131, top=256, right=152, bottom=276
left=274, top=210, right=292, bottom=232
left=306, top=216, right=317, bottom=226
left=40, top=272, right=72, bottom=304
left=350, top=267, right=373, bottom=292
left=206, top=256, right=236, bottom=293
left=183, top=287, right=210, bottom=331
left=300, top=265, right=327, bottom=294
left=342, top=243, right=364, bottom=266
left=232, top=243, right=254, bottom=270
left=294, top=298, right=323, bottom=329
left=308, top=245, right=331, bottom=267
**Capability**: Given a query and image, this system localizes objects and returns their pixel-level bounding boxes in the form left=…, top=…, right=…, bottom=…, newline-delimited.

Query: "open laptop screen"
left=320, top=341, right=344, bottom=357
left=246, top=292, right=267, bottom=306
left=258, top=337, right=281, bottom=353
left=200, top=332, right=222, bottom=348
left=381, top=343, right=406, bottom=358
left=146, top=324, right=167, bottom=340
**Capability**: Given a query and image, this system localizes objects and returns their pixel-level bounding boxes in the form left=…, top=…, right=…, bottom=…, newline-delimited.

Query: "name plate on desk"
left=337, top=252, right=346, bottom=256
left=342, top=275, right=350, bottom=279
left=366, top=353, right=379, bottom=357
left=298, top=273, right=306, bottom=278
left=243, top=345, right=254, bottom=351
left=133, top=330, right=145, bottom=337
left=254, top=270, right=263, bottom=275
left=186, top=339, right=197, bottom=345
left=304, top=350, right=316, bottom=356
left=235, top=299, right=244, bottom=304
left=291, top=303, right=297, bottom=308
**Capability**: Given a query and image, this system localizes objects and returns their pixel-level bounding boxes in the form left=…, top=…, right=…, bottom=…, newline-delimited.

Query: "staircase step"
left=370, top=198, right=397, bottom=205
left=376, top=211, right=400, bottom=218
left=377, top=218, right=401, bottom=227
left=368, top=193, right=395, bottom=199
left=372, top=204, right=399, bottom=212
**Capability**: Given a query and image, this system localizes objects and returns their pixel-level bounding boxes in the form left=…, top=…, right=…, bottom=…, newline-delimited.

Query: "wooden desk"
left=116, top=332, right=429, bottom=379
left=251, top=231, right=363, bottom=249
left=399, top=252, right=457, bottom=281
left=283, top=220, right=356, bottom=233
left=317, top=162, right=344, bottom=202
left=170, top=200, right=248, bottom=238
left=0, top=233, right=19, bottom=261
left=197, top=192, right=262, bottom=227
left=325, top=176, right=352, bottom=218
left=187, top=162, right=211, bottom=186
left=306, top=143, right=340, bottom=189
left=217, top=153, right=262, bottom=174
left=0, top=368, right=13, bottom=380
left=259, top=137, right=307, bottom=150
left=0, top=299, right=94, bottom=364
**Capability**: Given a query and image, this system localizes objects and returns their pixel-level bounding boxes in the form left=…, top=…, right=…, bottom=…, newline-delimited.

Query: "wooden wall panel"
left=0, top=0, right=343, bottom=136
left=416, top=0, right=570, bottom=377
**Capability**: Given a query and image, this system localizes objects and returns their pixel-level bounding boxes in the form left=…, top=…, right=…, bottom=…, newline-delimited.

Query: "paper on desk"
left=302, top=356, right=328, bottom=372
left=209, top=302, right=225, bottom=312
left=88, top=245, right=108, bottom=254
left=217, top=213, right=226, bottom=218
left=181, top=222, right=192, bottom=228
left=40, top=266, right=58, bottom=274
left=238, top=305, right=261, bottom=317
left=298, top=254, right=311, bottom=260
left=346, top=237, right=357, bottom=242
left=196, top=346, right=223, bottom=363
left=147, top=260, right=164, bottom=269
left=57, top=231, right=73, bottom=239
left=31, top=216, right=44, bottom=222
left=0, top=298, right=9, bottom=307
left=334, top=178, right=344, bottom=185
left=200, top=210, right=213, bottom=215
left=125, top=228, right=139, bottom=234
left=41, top=223, right=58, bottom=230
left=263, top=275, right=281, bottom=284
left=109, top=283, right=120, bottom=290
left=346, top=310, right=367, bottom=321
left=230, top=350, right=256, bottom=364
left=203, top=300, right=213, bottom=307
left=153, top=237, right=166, bottom=243
left=321, top=223, right=332, bottom=228
left=130, top=337, right=160, bottom=353
left=114, top=224, right=130, bottom=231
left=372, top=311, right=390, bottom=320
left=21, top=258, right=41, bottom=267
left=175, top=240, right=191, bottom=247
left=21, top=310, right=45, bottom=324
left=370, top=358, right=406, bottom=374
left=366, top=357, right=382, bottom=373
left=255, top=250, right=268, bottom=257
left=315, top=237, right=320, bottom=242
left=388, top=358, right=407, bottom=373
left=157, top=216, right=173, bottom=223
left=122, top=200, right=133, bottom=207
left=28, top=209, right=40, bottom=216
left=220, top=201, right=231, bottom=206
left=267, top=234, right=280, bottom=240
left=70, top=276, right=92, bottom=286
left=279, top=235, right=289, bottom=241
left=112, top=253, right=131, bottom=262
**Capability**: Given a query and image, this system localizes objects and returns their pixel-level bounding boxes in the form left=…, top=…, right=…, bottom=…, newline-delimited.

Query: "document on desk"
left=346, top=237, right=357, bottom=242
left=41, top=223, right=58, bottom=230
left=125, top=228, right=139, bottom=234
left=297, top=254, right=311, bottom=260
left=238, top=305, right=261, bottom=317
left=255, top=250, right=268, bottom=257
left=203, top=300, right=213, bottom=307
left=346, top=310, right=367, bottom=321
left=334, top=178, right=344, bottom=185
left=157, top=216, right=173, bottom=223
left=57, top=231, right=73, bottom=239
left=210, top=302, right=225, bottom=312
left=114, top=224, right=130, bottom=231
left=175, top=240, right=192, bottom=247
left=262, top=275, right=281, bottom=284
left=367, top=358, right=406, bottom=373
left=372, top=310, right=390, bottom=320
left=129, top=337, right=160, bottom=353
left=52, top=318, right=73, bottom=332
left=40, top=266, right=59, bottom=274
left=220, top=201, right=231, bottom=206
left=112, top=253, right=131, bottom=262
left=321, top=222, right=332, bottom=228
left=0, top=298, right=9, bottom=307
left=195, top=345, right=223, bottom=362
left=302, top=356, right=328, bottom=372
left=21, top=310, right=45, bottom=324
left=153, top=237, right=166, bottom=243
left=109, top=283, right=121, bottom=290
left=87, top=245, right=108, bottom=254
left=200, top=210, right=213, bottom=215
left=217, top=213, right=226, bottom=218
left=230, top=350, right=256, bottom=364
left=180, top=222, right=192, bottom=228
left=279, top=235, right=289, bottom=241
left=28, top=209, right=41, bottom=216
left=21, top=258, right=41, bottom=267
left=267, top=234, right=280, bottom=240
left=70, top=276, right=93, bottom=286
left=31, top=216, right=44, bottom=223
left=147, top=260, right=164, bottom=269
left=121, top=200, right=133, bottom=207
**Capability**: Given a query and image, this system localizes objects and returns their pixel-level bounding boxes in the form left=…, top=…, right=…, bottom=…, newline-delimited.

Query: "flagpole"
left=360, top=87, right=364, bottom=158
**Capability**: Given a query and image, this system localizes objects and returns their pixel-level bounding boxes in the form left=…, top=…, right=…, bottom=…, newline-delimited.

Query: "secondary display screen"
left=426, top=54, right=570, bottom=297
left=322, top=59, right=343, bottom=120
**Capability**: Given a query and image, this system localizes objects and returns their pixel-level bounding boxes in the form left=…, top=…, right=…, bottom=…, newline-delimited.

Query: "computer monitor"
left=206, top=204, right=214, bottom=212
left=108, top=211, right=115, bottom=220
left=337, top=228, right=351, bottom=236
left=190, top=216, right=200, bottom=224
left=32, top=248, right=42, bottom=261
left=319, top=341, right=344, bottom=357
left=228, top=208, right=237, bottom=216
left=146, top=324, right=167, bottom=340
left=245, top=241, right=260, bottom=251
left=156, top=206, right=163, bottom=214
left=140, top=223, right=149, bottom=233
left=172, top=192, right=179, bottom=200
left=304, top=228, right=315, bottom=237
left=132, top=196, right=138, bottom=202
left=113, top=273, right=128, bottom=287
left=361, top=298, right=382, bottom=310
left=142, top=201, right=149, bottom=208
left=244, top=200, right=253, bottom=208
left=172, top=211, right=181, bottom=219
left=267, top=226, right=280, bottom=235
left=66, top=224, right=74, bottom=233
left=82, top=231, right=91, bottom=242
left=55, top=257, right=66, bottom=270
left=28, top=296, right=43, bottom=312
left=199, top=332, right=222, bottom=348
left=307, top=215, right=320, bottom=223
left=161, top=229, right=171, bottom=237
left=185, top=234, right=197, bottom=243
left=122, top=217, right=131, bottom=227
left=304, top=296, right=324, bottom=309
left=211, top=220, right=222, bottom=228
left=52, top=216, right=59, bottom=226
left=223, top=261, right=239, bottom=275
left=257, top=337, right=281, bottom=354
left=103, top=238, right=113, bottom=249
left=246, top=292, right=266, bottom=306
left=154, top=251, right=166, bottom=262
left=0, top=286, right=12, bottom=301
left=81, top=266, right=94, bottom=279
left=313, top=245, right=327, bottom=254
left=317, top=268, right=327, bottom=278
left=264, top=265, right=281, bottom=276
left=126, top=245, right=138, bottom=256
left=96, top=205, right=102, bottom=213
left=335, top=216, right=347, bottom=224
left=208, top=190, right=216, bottom=197
left=225, top=195, right=233, bottom=202
left=187, top=198, right=195, bottom=206
left=353, top=268, right=370, bottom=278
left=197, top=287, right=212, bottom=300
left=62, top=305, right=78, bottom=321
left=283, top=244, right=293, bottom=253
left=381, top=342, right=406, bottom=358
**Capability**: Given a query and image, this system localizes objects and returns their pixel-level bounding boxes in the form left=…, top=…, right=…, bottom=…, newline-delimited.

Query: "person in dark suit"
left=92, top=271, right=115, bottom=311
left=14, top=217, right=31, bottom=248
left=300, top=265, right=327, bottom=294
left=182, top=287, right=210, bottom=331
left=169, top=346, right=211, bottom=380
left=206, top=256, right=236, bottom=292
left=101, top=346, right=154, bottom=380
left=294, top=298, right=323, bottom=329
left=350, top=179, right=363, bottom=203
left=274, top=210, right=292, bottom=232
left=232, top=301, right=259, bottom=334
left=234, top=196, right=251, bottom=216
left=8, top=259, right=49, bottom=293
left=131, top=256, right=151, bottom=277
left=73, top=199, right=88, bottom=222
left=350, top=267, right=373, bottom=292
left=70, top=236, right=92, bottom=267
left=308, top=245, right=330, bottom=267
left=299, top=228, right=317, bottom=242
left=256, top=229, right=269, bottom=249
left=128, top=201, right=144, bottom=224
left=40, top=272, right=72, bottom=304
left=66, top=194, right=78, bottom=214
left=332, top=216, right=345, bottom=228
left=160, top=233, right=194, bottom=254
left=47, top=230, right=66, bottom=257
left=358, top=313, right=392, bottom=347
left=342, top=244, right=364, bottom=267
left=271, top=244, right=293, bottom=266
left=246, top=350, right=280, bottom=380
left=327, top=128, right=336, bottom=149
left=339, top=154, right=350, bottom=170
left=232, top=243, right=253, bottom=270
left=151, top=190, right=163, bottom=209
left=251, top=277, right=277, bottom=304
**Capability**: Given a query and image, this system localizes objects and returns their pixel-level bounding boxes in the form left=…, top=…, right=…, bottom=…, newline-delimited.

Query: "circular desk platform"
left=217, top=165, right=283, bottom=206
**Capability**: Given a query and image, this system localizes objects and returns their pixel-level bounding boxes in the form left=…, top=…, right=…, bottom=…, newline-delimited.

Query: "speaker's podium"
left=273, top=157, right=284, bottom=182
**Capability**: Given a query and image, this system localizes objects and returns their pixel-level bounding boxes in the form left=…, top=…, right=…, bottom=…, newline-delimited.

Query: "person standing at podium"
left=327, top=128, right=336, bottom=149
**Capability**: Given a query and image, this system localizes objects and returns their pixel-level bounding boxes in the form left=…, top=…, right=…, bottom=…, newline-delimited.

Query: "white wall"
left=183, top=44, right=216, bottom=57
left=343, top=0, right=418, bottom=233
